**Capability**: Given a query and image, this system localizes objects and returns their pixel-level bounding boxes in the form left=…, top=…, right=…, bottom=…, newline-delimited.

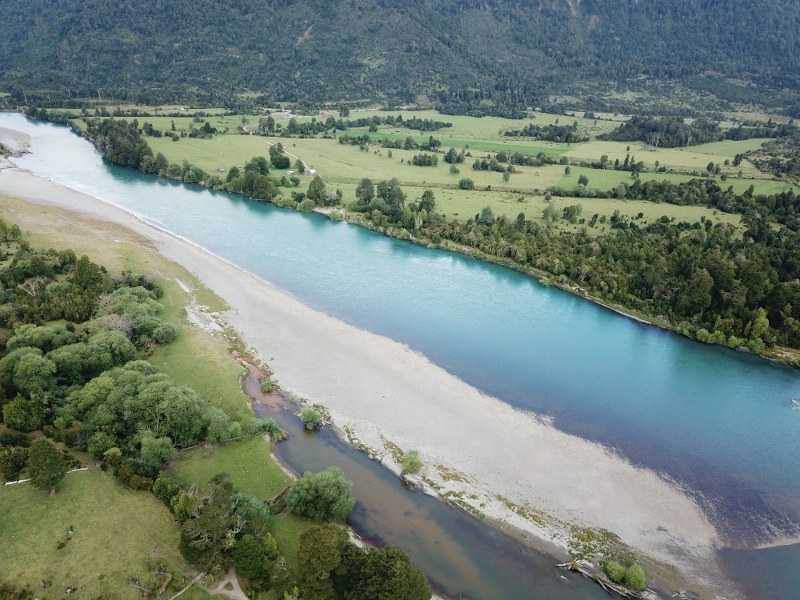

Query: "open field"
left=558, top=165, right=797, bottom=195
left=564, top=139, right=770, bottom=175
left=172, top=437, right=289, bottom=501
left=0, top=469, right=192, bottom=599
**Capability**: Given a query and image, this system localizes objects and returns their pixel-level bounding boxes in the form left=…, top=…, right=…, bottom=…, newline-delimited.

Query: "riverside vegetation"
left=33, top=106, right=800, bottom=366
left=0, top=215, right=430, bottom=600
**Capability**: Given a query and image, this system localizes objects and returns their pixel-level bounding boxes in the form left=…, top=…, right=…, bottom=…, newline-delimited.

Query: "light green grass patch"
left=565, top=139, right=767, bottom=176
left=172, top=437, right=290, bottom=501
left=557, top=166, right=797, bottom=196
left=0, top=469, right=190, bottom=599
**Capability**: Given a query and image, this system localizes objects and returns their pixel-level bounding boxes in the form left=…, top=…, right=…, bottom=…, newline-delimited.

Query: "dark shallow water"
left=3, top=113, right=800, bottom=598
left=248, top=380, right=609, bottom=599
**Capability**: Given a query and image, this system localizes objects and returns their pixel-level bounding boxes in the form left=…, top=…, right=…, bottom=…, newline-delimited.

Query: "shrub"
left=298, top=198, right=316, bottom=212
left=0, top=429, right=31, bottom=447
left=152, top=323, right=178, bottom=344
left=87, top=431, right=116, bottom=459
left=300, top=407, right=322, bottom=431
left=152, top=473, right=183, bottom=506
left=401, top=450, right=422, bottom=475
left=286, top=467, right=355, bottom=521
left=603, top=560, right=626, bottom=584
left=459, top=178, right=475, bottom=190
left=0, top=447, right=28, bottom=481
left=624, top=563, right=647, bottom=591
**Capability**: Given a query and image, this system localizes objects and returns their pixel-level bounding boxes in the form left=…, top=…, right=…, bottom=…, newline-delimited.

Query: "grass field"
left=0, top=469, right=192, bottom=599
left=564, top=139, right=769, bottom=176
left=172, top=437, right=290, bottom=501
left=65, top=105, right=797, bottom=238
left=557, top=165, right=796, bottom=195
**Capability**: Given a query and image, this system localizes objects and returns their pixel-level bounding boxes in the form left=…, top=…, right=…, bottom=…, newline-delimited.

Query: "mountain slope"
left=1, top=0, right=799, bottom=103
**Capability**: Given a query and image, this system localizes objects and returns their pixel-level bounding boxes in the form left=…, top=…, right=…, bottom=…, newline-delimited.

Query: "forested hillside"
left=1, top=0, right=799, bottom=105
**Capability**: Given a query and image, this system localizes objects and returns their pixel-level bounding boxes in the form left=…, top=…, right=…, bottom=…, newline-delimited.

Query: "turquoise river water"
left=1, top=113, right=799, bottom=599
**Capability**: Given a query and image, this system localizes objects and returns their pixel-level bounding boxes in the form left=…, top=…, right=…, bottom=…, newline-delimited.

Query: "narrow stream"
left=245, top=372, right=608, bottom=600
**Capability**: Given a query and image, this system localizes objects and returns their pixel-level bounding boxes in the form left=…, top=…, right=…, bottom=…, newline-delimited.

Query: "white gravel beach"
left=0, top=166, right=729, bottom=594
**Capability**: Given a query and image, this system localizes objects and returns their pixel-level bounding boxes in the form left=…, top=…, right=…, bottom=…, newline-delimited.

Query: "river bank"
left=0, top=164, right=738, bottom=598
left=26, top=109, right=800, bottom=369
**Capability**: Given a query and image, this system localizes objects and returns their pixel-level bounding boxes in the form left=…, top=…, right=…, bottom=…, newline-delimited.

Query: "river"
left=1, top=113, right=799, bottom=599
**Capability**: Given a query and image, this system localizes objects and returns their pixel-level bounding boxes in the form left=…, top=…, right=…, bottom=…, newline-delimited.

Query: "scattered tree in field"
left=578, top=174, right=589, bottom=187
left=27, top=439, right=67, bottom=493
left=286, top=467, right=355, bottom=521
left=459, top=178, right=475, bottom=190
left=307, top=175, right=326, bottom=204
left=478, top=206, right=495, bottom=225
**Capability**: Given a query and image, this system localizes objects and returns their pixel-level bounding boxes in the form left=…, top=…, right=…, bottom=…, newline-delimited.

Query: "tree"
left=140, top=434, right=176, bottom=469
left=286, top=467, right=355, bottom=521
left=578, top=174, right=589, bottom=187
left=13, top=353, right=56, bottom=397
left=27, top=439, right=67, bottom=493
left=2, top=396, right=45, bottom=432
left=565, top=166, right=572, bottom=176
left=419, top=190, right=435, bottom=213
left=355, top=178, right=374, bottom=206
left=478, top=206, right=495, bottom=225
left=296, top=525, right=347, bottom=600
left=307, top=175, right=326, bottom=204
left=233, top=533, right=272, bottom=581
left=334, top=544, right=431, bottom=600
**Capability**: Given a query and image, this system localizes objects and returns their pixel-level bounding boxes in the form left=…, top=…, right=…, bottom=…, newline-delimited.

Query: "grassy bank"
left=0, top=468, right=205, bottom=599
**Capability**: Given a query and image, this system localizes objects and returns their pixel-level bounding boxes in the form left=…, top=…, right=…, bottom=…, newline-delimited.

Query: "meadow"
left=69, top=106, right=797, bottom=237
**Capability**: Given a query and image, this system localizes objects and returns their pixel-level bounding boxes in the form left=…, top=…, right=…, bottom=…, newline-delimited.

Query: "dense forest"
left=600, top=116, right=799, bottom=148
left=1, top=1, right=800, bottom=105
left=344, top=182, right=800, bottom=356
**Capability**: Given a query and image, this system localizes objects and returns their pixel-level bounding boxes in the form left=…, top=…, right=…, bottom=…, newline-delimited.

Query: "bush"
left=87, top=431, right=116, bottom=459
left=152, top=323, right=178, bottom=344
left=0, top=447, right=28, bottom=481
left=298, top=198, right=316, bottom=212
left=286, top=467, right=355, bottom=521
left=300, top=407, right=322, bottom=431
left=0, top=429, right=31, bottom=447
left=401, top=450, right=422, bottom=475
left=152, top=473, right=183, bottom=506
left=624, top=563, right=647, bottom=591
left=603, top=560, right=626, bottom=583
left=459, top=178, right=475, bottom=190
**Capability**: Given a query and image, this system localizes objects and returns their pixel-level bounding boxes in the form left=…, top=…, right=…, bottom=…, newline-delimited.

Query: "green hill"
left=1, top=0, right=799, bottom=105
